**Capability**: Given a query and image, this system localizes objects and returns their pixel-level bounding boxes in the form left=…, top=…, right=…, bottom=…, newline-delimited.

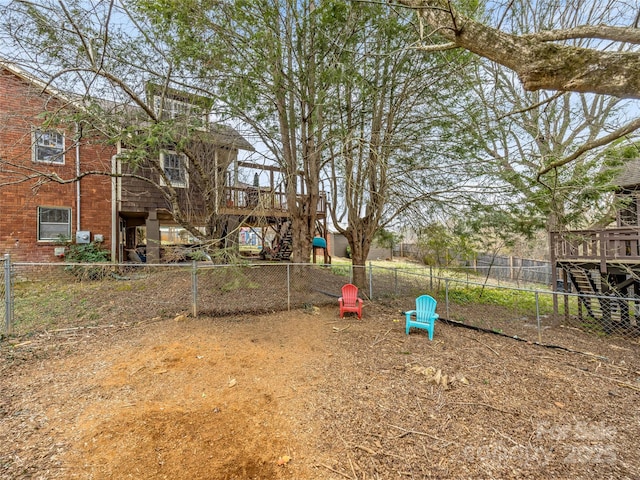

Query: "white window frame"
left=37, top=206, right=72, bottom=242
left=160, top=151, right=189, bottom=188
left=33, top=128, right=65, bottom=164
left=153, top=95, right=207, bottom=129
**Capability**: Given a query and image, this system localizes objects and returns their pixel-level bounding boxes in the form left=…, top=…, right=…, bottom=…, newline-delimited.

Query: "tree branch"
left=537, top=116, right=640, bottom=178
left=411, top=41, right=457, bottom=52
left=397, top=0, right=640, bottom=98
left=523, top=25, right=640, bottom=45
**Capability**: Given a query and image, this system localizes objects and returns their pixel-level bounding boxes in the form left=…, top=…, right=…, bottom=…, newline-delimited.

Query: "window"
left=33, top=128, right=65, bottom=164
left=153, top=95, right=207, bottom=129
left=160, top=151, right=188, bottom=188
left=38, top=207, right=71, bottom=241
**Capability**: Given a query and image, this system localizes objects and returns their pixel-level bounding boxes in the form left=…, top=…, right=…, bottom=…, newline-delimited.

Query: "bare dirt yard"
left=1, top=301, right=640, bottom=479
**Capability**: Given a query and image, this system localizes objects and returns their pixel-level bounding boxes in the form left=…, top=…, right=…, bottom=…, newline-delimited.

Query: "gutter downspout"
left=75, top=123, right=81, bottom=232
left=111, top=154, right=121, bottom=263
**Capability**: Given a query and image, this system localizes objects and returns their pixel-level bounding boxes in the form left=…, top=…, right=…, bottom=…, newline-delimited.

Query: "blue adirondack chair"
left=405, top=295, right=439, bottom=339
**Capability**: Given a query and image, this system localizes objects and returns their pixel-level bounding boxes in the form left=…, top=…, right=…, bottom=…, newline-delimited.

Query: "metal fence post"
left=4, top=254, right=12, bottom=333
left=287, top=263, right=291, bottom=311
left=369, top=261, right=373, bottom=300
left=192, top=260, right=198, bottom=318
left=394, top=268, right=398, bottom=296
left=430, top=265, right=433, bottom=291
left=535, top=291, right=542, bottom=344
left=445, top=278, right=450, bottom=319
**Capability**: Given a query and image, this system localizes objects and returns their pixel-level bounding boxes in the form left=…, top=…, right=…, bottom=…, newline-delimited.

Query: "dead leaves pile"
left=303, top=303, right=320, bottom=315
left=407, top=364, right=469, bottom=389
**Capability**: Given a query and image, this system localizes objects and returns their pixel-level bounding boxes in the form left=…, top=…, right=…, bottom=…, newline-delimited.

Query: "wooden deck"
left=551, top=228, right=640, bottom=271
left=219, top=186, right=326, bottom=219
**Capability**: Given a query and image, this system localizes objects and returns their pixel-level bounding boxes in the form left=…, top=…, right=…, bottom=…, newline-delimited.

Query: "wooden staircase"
left=259, top=220, right=292, bottom=261
left=563, top=264, right=602, bottom=320
left=273, top=221, right=292, bottom=260
left=561, top=263, right=638, bottom=331
left=551, top=229, right=640, bottom=333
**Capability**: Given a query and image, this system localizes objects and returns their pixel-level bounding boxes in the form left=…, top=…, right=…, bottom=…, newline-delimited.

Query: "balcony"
left=550, top=228, right=640, bottom=272
left=220, top=185, right=327, bottom=219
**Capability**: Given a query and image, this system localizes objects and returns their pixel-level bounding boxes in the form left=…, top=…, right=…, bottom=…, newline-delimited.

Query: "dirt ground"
left=1, top=301, right=640, bottom=479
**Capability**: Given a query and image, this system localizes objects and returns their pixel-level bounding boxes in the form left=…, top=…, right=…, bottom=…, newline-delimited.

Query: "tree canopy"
left=3, top=0, right=638, bottom=270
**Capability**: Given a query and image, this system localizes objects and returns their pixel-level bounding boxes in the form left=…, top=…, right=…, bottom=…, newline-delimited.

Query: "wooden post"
left=510, top=256, right=515, bottom=281
left=145, top=210, right=160, bottom=263
left=562, top=268, right=569, bottom=325
left=600, top=231, right=608, bottom=273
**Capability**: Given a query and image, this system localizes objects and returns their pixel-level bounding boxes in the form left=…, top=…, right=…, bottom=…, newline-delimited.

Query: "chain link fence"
left=393, top=248, right=554, bottom=287
left=369, top=264, right=639, bottom=343
left=4, top=261, right=355, bottom=335
left=2, top=258, right=639, bottom=349
left=0, top=255, right=7, bottom=333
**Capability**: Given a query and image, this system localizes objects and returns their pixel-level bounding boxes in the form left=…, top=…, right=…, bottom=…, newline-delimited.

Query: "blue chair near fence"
left=405, top=295, right=439, bottom=339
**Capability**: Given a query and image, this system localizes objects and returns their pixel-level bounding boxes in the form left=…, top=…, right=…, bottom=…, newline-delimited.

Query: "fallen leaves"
left=303, top=303, right=320, bottom=315
left=332, top=325, right=351, bottom=333
left=407, top=364, right=469, bottom=389
left=277, top=455, right=292, bottom=466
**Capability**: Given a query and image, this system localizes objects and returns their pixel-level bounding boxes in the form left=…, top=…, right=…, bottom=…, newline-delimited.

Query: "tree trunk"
left=351, top=259, right=368, bottom=294
left=290, top=213, right=312, bottom=263
left=347, top=226, right=372, bottom=291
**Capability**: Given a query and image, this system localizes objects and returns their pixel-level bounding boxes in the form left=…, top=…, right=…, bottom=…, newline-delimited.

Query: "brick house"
left=0, top=61, right=332, bottom=264
left=0, top=62, right=261, bottom=264
left=0, top=62, right=114, bottom=262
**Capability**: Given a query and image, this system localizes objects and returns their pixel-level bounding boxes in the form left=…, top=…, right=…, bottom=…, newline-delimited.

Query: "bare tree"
left=397, top=0, right=640, bottom=98
left=0, top=1, right=248, bottom=254
left=324, top=3, right=487, bottom=286
left=415, top=0, right=640, bottom=272
left=390, top=0, right=640, bottom=194
left=470, top=70, right=629, bottom=236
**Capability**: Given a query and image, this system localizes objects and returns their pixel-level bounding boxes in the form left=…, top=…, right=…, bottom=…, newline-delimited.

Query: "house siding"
left=120, top=161, right=169, bottom=213
left=0, top=67, right=115, bottom=262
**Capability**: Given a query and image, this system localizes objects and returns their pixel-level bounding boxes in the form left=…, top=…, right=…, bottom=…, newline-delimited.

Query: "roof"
left=0, top=60, right=77, bottom=106
left=612, top=159, right=640, bottom=188
left=207, top=124, right=254, bottom=151
left=1, top=59, right=253, bottom=152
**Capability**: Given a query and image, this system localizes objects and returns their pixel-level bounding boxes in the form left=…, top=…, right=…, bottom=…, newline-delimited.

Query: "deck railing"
left=222, top=186, right=326, bottom=216
left=550, top=228, right=640, bottom=269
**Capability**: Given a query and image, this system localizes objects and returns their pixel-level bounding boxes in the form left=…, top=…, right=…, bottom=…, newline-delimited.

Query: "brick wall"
left=0, top=67, right=115, bottom=262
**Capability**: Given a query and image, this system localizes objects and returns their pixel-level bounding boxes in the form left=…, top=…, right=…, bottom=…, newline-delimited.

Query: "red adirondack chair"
left=339, top=283, right=363, bottom=319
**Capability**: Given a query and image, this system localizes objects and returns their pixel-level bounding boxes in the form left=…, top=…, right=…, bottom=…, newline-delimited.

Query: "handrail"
left=222, top=186, right=326, bottom=214
left=551, top=228, right=640, bottom=263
